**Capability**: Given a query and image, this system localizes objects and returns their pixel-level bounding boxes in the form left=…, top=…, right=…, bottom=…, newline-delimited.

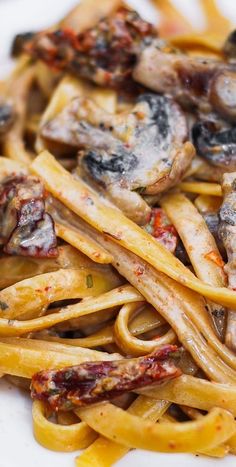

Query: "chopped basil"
left=64, top=369, right=74, bottom=381
left=86, top=274, right=93, bottom=288
left=48, top=388, right=60, bottom=396
left=0, top=301, right=8, bottom=311
left=63, top=400, right=74, bottom=410
left=169, top=349, right=183, bottom=359
left=134, top=186, right=146, bottom=194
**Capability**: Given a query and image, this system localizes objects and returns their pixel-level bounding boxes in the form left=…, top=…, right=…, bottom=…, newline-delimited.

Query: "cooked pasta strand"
left=194, top=194, right=222, bottom=213
left=142, top=374, right=236, bottom=416
left=32, top=400, right=96, bottom=452
left=179, top=181, right=222, bottom=196
left=0, top=245, right=109, bottom=289
left=78, top=404, right=236, bottom=453
left=114, top=302, right=176, bottom=355
left=0, top=338, right=119, bottom=378
left=153, top=0, right=193, bottom=36
left=228, top=432, right=236, bottom=454
left=44, top=200, right=236, bottom=378
left=35, top=305, right=164, bottom=348
left=31, top=152, right=236, bottom=309
left=170, top=33, right=225, bottom=55
left=0, top=268, right=122, bottom=319
left=76, top=398, right=170, bottom=466
left=89, top=231, right=236, bottom=382
left=0, top=286, right=142, bottom=336
left=159, top=412, right=228, bottom=458
left=55, top=222, right=113, bottom=264
left=61, top=0, right=123, bottom=33
left=35, top=325, right=115, bottom=349
left=200, top=0, right=231, bottom=34
left=161, top=193, right=225, bottom=285
left=161, top=192, right=227, bottom=338
left=2, top=4, right=236, bottom=466
left=3, top=65, right=35, bottom=164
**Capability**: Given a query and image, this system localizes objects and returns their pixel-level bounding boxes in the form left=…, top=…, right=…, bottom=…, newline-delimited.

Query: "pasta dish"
left=2, top=0, right=236, bottom=464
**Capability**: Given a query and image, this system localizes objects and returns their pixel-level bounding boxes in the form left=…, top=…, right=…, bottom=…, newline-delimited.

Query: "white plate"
left=0, top=1, right=236, bottom=466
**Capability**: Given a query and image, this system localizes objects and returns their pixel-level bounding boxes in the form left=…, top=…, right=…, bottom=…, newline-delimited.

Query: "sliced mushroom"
left=134, top=41, right=236, bottom=121
left=192, top=120, right=236, bottom=170
left=0, top=175, right=58, bottom=257
left=210, top=70, right=236, bottom=120
left=41, top=93, right=194, bottom=224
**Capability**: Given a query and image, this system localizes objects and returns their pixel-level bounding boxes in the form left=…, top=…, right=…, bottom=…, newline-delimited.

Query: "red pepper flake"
left=135, top=111, right=145, bottom=120
left=93, top=252, right=101, bottom=259
left=168, top=441, right=177, bottom=450
left=45, top=286, right=52, bottom=292
left=81, top=191, right=90, bottom=201
left=143, top=208, right=178, bottom=253
left=204, top=251, right=225, bottom=268
left=134, top=265, right=145, bottom=276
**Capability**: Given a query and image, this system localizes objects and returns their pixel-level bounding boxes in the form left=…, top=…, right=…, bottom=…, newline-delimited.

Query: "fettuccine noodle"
left=1, top=1, right=236, bottom=466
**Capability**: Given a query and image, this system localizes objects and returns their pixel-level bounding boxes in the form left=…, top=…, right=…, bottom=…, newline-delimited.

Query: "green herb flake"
left=134, top=186, right=146, bottom=194
left=63, top=400, right=74, bottom=410
left=86, top=274, right=94, bottom=289
left=169, top=349, right=183, bottom=359
left=49, top=388, right=60, bottom=396
left=0, top=301, right=9, bottom=311
left=64, top=369, right=74, bottom=381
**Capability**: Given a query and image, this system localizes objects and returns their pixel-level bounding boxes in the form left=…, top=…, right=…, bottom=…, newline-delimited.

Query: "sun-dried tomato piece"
left=24, top=7, right=156, bottom=88
left=31, top=345, right=182, bottom=411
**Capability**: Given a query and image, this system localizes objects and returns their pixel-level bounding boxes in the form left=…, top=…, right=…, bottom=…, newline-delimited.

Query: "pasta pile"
left=1, top=0, right=236, bottom=465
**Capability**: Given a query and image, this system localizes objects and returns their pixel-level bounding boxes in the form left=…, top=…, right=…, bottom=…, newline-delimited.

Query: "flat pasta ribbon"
left=31, top=152, right=236, bottom=309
